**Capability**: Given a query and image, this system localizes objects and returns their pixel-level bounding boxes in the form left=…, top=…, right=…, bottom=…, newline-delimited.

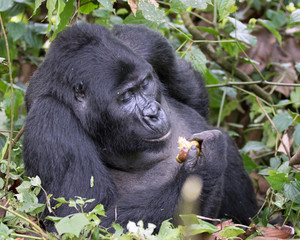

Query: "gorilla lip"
left=144, top=129, right=171, bottom=142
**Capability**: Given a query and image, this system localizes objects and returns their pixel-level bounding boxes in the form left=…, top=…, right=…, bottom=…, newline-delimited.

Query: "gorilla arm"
left=23, top=96, right=117, bottom=216
left=101, top=130, right=228, bottom=228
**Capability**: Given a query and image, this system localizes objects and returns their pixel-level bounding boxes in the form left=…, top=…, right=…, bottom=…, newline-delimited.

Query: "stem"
left=256, top=98, right=291, bottom=159
left=0, top=205, right=48, bottom=239
left=217, top=87, right=227, bottom=128
left=180, top=11, right=273, bottom=104
left=0, top=14, right=14, bottom=194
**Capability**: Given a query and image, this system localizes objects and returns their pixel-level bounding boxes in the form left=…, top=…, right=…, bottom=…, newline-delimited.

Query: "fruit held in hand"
left=176, top=137, right=200, bottom=163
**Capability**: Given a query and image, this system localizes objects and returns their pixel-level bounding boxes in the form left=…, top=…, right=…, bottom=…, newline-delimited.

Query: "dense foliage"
left=0, top=0, right=300, bottom=239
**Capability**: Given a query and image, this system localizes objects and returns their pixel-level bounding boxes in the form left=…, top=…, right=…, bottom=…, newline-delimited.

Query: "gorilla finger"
left=191, top=129, right=223, bottom=143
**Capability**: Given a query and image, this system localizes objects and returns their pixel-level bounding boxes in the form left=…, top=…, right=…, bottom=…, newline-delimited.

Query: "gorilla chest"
left=109, top=158, right=180, bottom=197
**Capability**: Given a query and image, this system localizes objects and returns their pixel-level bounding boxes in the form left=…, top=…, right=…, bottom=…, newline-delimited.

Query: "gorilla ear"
left=73, top=82, right=85, bottom=101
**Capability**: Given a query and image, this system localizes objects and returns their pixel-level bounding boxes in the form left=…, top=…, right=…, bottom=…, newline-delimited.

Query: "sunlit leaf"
left=55, top=213, right=90, bottom=237
left=290, top=9, right=300, bottom=24
left=217, top=0, right=236, bottom=20
left=139, top=0, right=165, bottom=23
left=0, top=0, right=13, bottom=12
left=265, top=173, right=288, bottom=191
left=179, top=0, right=207, bottom=9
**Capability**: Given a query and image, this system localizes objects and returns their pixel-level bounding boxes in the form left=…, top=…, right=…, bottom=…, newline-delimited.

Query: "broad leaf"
left=55, top=213, right=90, bottom=237
left=272, top=112, right=293, bottom=132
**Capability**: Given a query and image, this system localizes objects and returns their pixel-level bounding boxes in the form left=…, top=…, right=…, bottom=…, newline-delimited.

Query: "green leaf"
left=30, top=176, right=41, bottom=186
left=266, top=9, right=287, bottom=28
left=179, top=0, right=207, bottom=9
left=0, top=58, right=9, bottom=74
left=219, top=226, right=245, bottom=238
left=294, top=124, right=300, bottom=146
left=196, top=26, right=220, bottom=36
left=221, top=100, right=239, bottom=121
left=203, top=69, right=219, bottom=85
left=0, top=178, right=4, bottom=189
left=19, top=202, right=45, bottom=214
left=242, top=153, right=258, bottom=173
left=124, top=11, right=158, bottom=28
left=0, top=0, right=13, bottom=12
left=170, top=0, right=187, bottom=13
left=228, top=17, right=257, bottom=46
left=157, top=220, right=180, bottom=240
left=139, top=0, right=165, bottom=23
left=0, top=222, right=12, bottom=237
left=290, top=87, right=300, bottom=109
left=258, top=19, right=282, bottom=45
left=241, top=141, right=268, bottom=153
left=55, top=213, right=90, bottom=237
left=184, top=47, right=207, bottom=73
left=98, top=0, right=113, bottom=11
left=7, top=22, right=26, bottom=41
left=79, top=0, right=98, bottom=14
left=4, top=89, right=24, bottom=121
left=33, top=0, right=44, bottom=14
left=46, top=0, right=58, bottom=34
left=51, top=0, right=74, bottom=40
left=91, top=204, right=105, bottom=216
left=265, top=173, right=288, bottom=191
left=0, top=36, right=17, bottom=61
left=182, top=218, right=218, bottom=236
left=217, top=0, right=236, bottom=20
left=283, top=181, right=300, bottom=204
left=272, top=112, right=293, bottom=132
left=116, top=8, right=128, bottom=15
left=290, top=9, right=300, bottom=24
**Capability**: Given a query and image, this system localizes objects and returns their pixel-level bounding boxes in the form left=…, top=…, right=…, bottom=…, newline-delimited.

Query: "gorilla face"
left=71, top=42, right=171, bottom=153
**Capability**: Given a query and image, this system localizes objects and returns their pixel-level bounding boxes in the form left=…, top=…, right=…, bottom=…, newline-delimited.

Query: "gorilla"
left=23, top=23, right=257, bottom=231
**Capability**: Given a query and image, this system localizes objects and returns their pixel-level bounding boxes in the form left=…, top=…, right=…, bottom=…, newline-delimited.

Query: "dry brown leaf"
left=278, top=132, right=291, bottom=156
left=238, top=28, right=300, bottom=97
left=258, top=225, right=295, bottom=239
left=128, top=0, right=138, bottom=16
left=147, top=0, right=159, bottom=7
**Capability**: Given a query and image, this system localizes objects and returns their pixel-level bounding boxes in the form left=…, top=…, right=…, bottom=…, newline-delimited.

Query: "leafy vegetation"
left=0, top=0, right=300, bottom=239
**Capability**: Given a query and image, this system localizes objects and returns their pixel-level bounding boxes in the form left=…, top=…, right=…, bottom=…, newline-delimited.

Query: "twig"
left=256, top=98, right=291, bottom=159
left=180, top=11, right=273, bottom=104
left=0, top=205, right=48, bottom=239
left=0, top=14, right=14, bottom=194
left=3, top=125, right=24, bottom=159
left=207, top=80, right=300, bottom=88
left=289, top=147, right=300, bottom=166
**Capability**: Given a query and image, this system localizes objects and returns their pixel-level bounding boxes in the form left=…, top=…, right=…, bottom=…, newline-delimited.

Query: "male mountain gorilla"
left=23, top=23, right=257, bottom=231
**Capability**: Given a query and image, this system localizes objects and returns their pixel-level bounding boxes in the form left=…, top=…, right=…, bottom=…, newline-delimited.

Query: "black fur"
left=23, top=23, right=257, bottom=231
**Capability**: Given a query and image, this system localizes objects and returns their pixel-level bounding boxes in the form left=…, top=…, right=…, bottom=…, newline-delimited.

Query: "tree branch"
left=180, top=11, right=273, bottom=104
left=290, top=147, right=300, bottom=166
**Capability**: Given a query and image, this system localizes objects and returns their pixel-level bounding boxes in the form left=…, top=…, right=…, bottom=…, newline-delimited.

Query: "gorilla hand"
left=184, top=130, right=228, bottom=174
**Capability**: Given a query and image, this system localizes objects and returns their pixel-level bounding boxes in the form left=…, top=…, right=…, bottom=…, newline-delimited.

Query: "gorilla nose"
left=142, top=102, right=160, bottom=119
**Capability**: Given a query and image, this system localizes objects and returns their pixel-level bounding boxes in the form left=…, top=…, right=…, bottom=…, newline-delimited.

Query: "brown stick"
left=290, top=147, right=300, bottom=166
left=3, top=125, right=25, bottom=160
left=180, top=11, right=273, bottom=104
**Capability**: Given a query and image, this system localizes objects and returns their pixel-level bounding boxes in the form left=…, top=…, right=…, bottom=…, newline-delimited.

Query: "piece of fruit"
left=176, top=137, right=200, bottom=163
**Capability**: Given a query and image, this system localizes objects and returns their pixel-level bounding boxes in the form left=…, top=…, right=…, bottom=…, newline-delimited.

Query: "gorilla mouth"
left=144, top=129, right=171, bottom=142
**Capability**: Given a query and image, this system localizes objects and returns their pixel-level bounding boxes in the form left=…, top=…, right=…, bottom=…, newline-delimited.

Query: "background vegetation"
left=0, top=0, right=300, bottom=239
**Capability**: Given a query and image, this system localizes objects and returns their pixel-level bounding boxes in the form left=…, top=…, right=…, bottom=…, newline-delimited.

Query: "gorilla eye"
left=74, top=82, right=85, bottom=101
left=121, top=91, right=134, bottom=103
left=141, top=79, right=149, bottom=89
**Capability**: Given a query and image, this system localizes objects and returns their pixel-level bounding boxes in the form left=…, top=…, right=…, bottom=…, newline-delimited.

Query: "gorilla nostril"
left=143, top=102, right=159, bottom=118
